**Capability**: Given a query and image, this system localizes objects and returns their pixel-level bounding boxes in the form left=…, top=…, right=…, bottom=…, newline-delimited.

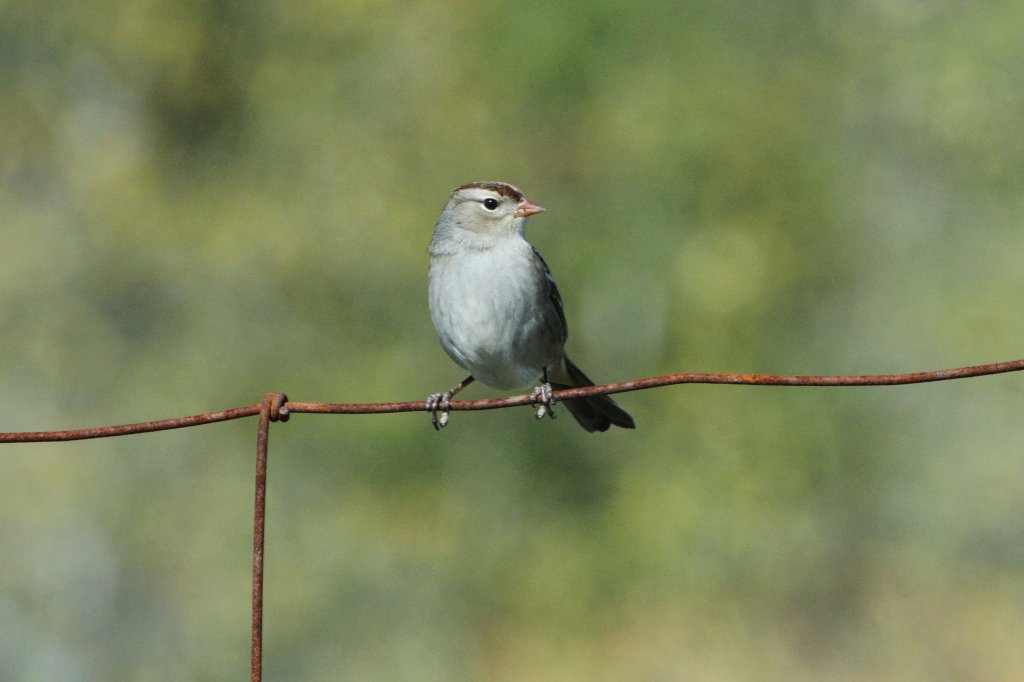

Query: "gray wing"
left=532, top=246, right=568, bottom=343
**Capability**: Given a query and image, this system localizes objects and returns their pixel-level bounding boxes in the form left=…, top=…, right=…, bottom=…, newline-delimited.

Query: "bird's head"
left=441, top=181, right=545, bottom=237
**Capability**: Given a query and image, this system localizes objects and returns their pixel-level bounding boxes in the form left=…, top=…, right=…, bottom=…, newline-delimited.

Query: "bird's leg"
left=426, top=375, right=475, bottom=430
left=532, top=368, right=557, bottom=421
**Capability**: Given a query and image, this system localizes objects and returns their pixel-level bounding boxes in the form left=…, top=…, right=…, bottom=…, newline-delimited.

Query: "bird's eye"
left=482, top=198, right=499, bottom=211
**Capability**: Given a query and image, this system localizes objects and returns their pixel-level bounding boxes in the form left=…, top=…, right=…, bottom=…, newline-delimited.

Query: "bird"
left=426, top=181, right=635, bottom=432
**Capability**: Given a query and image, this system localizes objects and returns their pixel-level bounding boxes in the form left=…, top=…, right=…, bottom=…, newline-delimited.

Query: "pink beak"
left=513, top=199, right=545, bottom=218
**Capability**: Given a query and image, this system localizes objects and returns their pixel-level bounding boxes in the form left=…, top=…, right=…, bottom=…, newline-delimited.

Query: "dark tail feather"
left=551, top=357, right=636, bottom=433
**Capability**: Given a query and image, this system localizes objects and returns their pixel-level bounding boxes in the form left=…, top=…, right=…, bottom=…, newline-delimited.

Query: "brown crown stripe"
left=453, top=181, right=525, bottom=202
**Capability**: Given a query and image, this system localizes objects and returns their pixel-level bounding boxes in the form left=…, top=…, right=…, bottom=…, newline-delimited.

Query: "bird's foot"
left=426, top=391, right=453, bottom=430
left=531, top=383, right=557, bottom=420
left=426, top=376, right=475, bottom=431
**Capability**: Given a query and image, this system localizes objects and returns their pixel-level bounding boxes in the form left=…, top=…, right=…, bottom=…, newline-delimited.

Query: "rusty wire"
left=0, top=405, right=262, bottom=442
left=4, top=360, right=1022, bottom=444
left=251, top=392, right=287, bottom=682
left=2, top=358, right=1023, bottom=682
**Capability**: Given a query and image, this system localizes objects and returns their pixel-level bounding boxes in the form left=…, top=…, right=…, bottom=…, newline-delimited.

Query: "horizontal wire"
left=3, top=359, right=1022, bottom=443
left=0, top=405, right=262, bottom=442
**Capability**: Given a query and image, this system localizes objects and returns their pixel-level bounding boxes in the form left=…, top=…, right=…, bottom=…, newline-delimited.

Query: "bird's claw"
left=426, top=392, right=452, bottom=430
left=531, top=383, right=557, bottom=420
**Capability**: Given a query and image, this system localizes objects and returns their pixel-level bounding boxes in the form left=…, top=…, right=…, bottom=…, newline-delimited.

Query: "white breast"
left=429, top=239, right=555, bottom=389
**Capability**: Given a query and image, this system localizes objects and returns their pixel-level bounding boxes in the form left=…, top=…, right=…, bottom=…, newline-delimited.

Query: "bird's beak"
left=513, top=199, right=545, bottom=218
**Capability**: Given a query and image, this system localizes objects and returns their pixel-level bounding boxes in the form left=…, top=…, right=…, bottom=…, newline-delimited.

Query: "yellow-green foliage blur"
left=3, top=1, right=1024, bottom=679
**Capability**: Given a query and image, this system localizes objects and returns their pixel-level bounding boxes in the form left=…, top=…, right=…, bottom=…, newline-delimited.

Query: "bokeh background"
left=3, top=1, right=1024, bottom=680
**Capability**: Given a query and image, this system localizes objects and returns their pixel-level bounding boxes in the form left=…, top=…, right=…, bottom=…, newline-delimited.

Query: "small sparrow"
left=426, top=181, right=635, bottom=432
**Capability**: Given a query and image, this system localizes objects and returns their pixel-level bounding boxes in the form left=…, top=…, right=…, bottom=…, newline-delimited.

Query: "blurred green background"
left=3, top=1, right=1024, bottom=679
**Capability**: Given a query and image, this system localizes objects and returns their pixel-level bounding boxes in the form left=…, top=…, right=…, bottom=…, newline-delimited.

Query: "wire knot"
left=263, top=392, right=289, bottom=422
